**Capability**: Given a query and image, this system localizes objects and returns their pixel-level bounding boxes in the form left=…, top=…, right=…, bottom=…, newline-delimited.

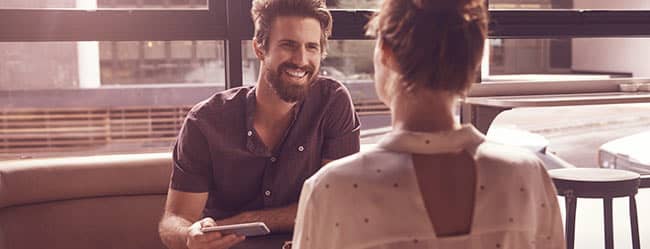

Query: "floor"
left=560, top=188, right=650, bottom=249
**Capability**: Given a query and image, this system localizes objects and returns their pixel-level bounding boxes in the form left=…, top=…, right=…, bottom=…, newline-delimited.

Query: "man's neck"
left=254, top=79, right=296, bottom=125
left=253, top=79, right=297, bottom=152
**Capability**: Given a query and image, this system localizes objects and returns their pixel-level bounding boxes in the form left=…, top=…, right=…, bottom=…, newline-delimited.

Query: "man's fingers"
left=190, top=230, right=223, bottom=243
left=208, top=234, right=246, bottom=249
left=222, top=235, right=246, bottom=248
left=199, top=217, right=218, bottom=227
left=188, top=218, right=222, bottom=244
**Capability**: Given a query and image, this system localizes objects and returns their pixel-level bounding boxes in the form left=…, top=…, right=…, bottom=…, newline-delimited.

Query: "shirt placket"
left=243, top=90, right=276, bottom=207
left=260, top=102, right=304, bottom=207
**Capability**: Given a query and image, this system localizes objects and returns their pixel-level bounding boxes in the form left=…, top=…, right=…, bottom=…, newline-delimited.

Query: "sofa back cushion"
left=0, top=153, right=173, bottom=249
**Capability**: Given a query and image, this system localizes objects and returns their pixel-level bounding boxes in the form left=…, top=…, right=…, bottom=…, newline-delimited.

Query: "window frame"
left=2, top=1, right=650, bottom=92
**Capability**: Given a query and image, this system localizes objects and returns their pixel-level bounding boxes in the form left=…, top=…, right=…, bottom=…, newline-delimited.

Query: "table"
left=461, top=91, right=650, bottom=134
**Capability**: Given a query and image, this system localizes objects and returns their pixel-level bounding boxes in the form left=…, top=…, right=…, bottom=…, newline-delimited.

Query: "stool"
left=549, top=168, right=641, bottom=249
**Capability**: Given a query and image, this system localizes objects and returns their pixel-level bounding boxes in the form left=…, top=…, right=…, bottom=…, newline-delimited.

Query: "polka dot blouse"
left=292, top=125, right=565, bottom=249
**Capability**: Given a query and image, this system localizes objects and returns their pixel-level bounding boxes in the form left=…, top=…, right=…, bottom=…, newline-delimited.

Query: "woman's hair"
left=251, top=0, right=333, bottom=57
left=367, top=0, right=488, bottom=94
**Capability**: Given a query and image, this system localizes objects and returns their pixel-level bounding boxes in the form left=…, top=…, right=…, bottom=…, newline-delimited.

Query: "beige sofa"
left=0, top=153, right=172, bottom=249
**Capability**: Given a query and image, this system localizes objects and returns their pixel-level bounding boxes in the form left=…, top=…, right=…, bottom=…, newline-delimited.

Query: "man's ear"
left=253, top=39, right=265, bottom=60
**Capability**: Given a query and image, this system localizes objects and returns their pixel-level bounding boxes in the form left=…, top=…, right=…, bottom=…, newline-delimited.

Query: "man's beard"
left=265, top=62, right=318, bottom=103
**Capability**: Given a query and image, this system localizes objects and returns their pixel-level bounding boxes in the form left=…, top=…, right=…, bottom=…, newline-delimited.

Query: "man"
left=158, top=0, right=361, bottom=248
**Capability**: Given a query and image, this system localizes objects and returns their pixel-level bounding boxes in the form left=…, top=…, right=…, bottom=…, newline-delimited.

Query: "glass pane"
left=0, top=0, right=207, bottom=9
left=483, top=38, right=650, bottom=82
left=241, top=40, right=376, bottom=101
left=241, top=40, right=259, bottom=86
left=489, top=103, right=650, bottom=175
left=1, top=42, right=81, bottom=89
left=241, top=39, right=388, bottom=141
left=479, top=37, right=650, bottom=175
left=327, top=0, right=382, bottom=9
left=1, top=41, right=224, bottom=160
left=101, top=40, right=224, bottom=85
left=489, top=0, right=650, bottom=10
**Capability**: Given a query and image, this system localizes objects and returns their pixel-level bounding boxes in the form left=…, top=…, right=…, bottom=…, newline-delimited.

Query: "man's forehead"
left=268, top=16, right=322, bottom=43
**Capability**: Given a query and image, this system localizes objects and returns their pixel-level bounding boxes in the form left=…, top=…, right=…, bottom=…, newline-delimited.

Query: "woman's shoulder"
left=315, top=148, right=412, bottom=183
left=472, top=141, right=552, bottom=198
left=474, top=141, right=545, bottom=172
left=304, top=149, right=417, bottom=202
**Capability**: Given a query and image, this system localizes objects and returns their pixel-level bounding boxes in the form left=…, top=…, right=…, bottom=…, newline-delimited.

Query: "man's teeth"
left=286, top=70, right=306, bottom=78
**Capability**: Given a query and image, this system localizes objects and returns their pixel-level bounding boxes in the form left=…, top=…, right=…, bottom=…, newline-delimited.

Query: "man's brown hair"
left=251, top=0, right=333, bottom=57
left=368, top=0, right=488, bottom=94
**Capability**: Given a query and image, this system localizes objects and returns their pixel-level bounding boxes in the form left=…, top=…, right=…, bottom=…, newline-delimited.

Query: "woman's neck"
left=390, top=89, right=461, bottom=133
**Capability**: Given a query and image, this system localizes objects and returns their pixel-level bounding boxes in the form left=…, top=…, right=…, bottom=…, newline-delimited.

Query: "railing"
left=0, top=102, right=388, bottom=152
left=0, top=106, right=189, bottom=152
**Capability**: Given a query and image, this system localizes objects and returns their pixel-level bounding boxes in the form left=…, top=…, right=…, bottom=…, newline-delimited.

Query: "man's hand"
left=186, top=217, right=246, bottom=249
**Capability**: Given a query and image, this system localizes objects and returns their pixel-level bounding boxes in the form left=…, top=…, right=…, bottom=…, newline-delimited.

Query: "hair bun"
left=412, top=0, right=486, bottom=28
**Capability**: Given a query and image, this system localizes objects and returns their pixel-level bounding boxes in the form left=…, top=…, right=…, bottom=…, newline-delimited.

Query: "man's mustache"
left=278, top=63, right=315, bottom=75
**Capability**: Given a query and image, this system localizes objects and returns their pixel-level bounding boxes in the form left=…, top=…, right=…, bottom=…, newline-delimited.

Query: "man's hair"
left=251, top=0, right=333, bottom=57
left=367, top=0, right=488, bottom=94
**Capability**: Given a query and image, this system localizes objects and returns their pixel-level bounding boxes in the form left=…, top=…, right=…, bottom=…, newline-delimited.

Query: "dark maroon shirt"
left=171, top=77, right=360, bottom=219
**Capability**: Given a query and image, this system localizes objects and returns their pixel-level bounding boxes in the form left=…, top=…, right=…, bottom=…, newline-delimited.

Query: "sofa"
left=0, top=153, right=172, bottom=249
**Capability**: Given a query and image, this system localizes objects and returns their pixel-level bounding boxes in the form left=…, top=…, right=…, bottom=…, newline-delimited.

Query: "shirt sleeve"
left=537, top=161, right=567, bottom=249
left=321, top=85, right=361, bottom=160
left=170, top=111, right=213, bottom=193
left=292, top=177, right=320, bottom=249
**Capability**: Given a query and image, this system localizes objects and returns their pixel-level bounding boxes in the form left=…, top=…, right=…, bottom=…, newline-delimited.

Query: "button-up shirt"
left=292, top=125, right=565, bottom=249
left=171, top=77, right=361, bottom=219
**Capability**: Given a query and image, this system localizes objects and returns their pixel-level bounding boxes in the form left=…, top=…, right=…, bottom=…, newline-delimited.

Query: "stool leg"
left=565, top=194, right=577, bottom=249
left=629, top=195, right=640, bottom=249
left=604, top=198, right=614, bottom=249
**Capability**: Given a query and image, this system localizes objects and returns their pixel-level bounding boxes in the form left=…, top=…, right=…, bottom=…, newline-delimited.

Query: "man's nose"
left=290, top=47, right=308, bottom=66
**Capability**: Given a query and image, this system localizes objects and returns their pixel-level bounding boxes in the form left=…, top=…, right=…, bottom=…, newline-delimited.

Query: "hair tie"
left=414, top=6, right=484, bottom=30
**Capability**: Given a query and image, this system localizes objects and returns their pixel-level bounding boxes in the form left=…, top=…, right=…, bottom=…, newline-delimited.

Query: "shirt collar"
left=377, top=125, right=485, bottom=154
left=244, top=86, right=305, bottom=155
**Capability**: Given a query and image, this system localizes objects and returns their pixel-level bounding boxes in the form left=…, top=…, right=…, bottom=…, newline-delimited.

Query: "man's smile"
left=285, top=68, right=308, bottom=79
left=279, top=64, right=314, bottom=84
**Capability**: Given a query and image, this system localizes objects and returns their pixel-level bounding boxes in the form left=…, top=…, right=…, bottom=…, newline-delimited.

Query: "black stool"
left=549, top=168, right=641, bottom=249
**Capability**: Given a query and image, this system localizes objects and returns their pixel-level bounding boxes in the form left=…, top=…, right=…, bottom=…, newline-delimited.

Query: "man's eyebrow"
left=276, top=39, right=319, bottom=47
left=277, top=39, right=297, bottom=44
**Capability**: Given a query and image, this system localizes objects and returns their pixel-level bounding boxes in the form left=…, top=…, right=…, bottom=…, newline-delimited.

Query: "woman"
left=291, top=0, right=566, bottom=248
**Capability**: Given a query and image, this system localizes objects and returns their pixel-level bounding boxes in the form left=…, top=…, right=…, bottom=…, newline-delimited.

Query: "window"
left=102, top=40, right=225, bottom=85
left=327, top=0, right=382, bottom=9
left=0, top=0, right=225, bottom=159
left=490, top=0, right=650, bottom=10
left=2, top=0, right=650, bottom=168
left=484, top=38, right=650, bottom=81
left=0, top=0, right=208, bottom=9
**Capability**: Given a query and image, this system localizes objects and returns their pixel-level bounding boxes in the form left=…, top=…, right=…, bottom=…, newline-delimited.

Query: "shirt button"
left=270, top=157, right=277, bottom=163
left=298, top=146, right=304, bottom=152
left=247, top=130, right=253, bottom=137
left=264, top=190, right=272, bottom=197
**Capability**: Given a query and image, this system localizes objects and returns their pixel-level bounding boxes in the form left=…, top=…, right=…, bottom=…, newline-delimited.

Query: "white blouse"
left=292, top=125, right=565, bottom=249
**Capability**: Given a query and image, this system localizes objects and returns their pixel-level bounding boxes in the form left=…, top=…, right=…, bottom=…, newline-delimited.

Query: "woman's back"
left=292, top=0, right=567, bottom=247
left=412, top=152, right=476, bottom=237
left=292, top=127, right=566, bottom=249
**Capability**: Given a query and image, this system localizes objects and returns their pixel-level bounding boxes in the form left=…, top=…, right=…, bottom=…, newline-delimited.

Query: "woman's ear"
left=252, top=39, right=265, bottom=60
left=379, top=39, right=397, bottom=70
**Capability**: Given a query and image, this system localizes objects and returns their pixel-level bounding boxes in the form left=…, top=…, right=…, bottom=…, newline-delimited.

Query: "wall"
left=572, top=0, right=650, bottom=77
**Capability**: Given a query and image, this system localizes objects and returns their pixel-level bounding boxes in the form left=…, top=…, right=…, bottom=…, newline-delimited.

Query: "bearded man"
left=158, top=0, right=360, bottom=248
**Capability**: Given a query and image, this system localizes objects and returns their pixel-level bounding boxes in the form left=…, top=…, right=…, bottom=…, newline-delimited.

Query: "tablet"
left=200, top=222, right=270, bottom=237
